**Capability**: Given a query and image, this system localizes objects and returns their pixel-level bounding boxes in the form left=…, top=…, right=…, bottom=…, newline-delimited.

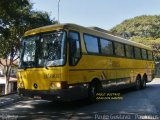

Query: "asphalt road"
left=0, top=78, right=160, bottom=120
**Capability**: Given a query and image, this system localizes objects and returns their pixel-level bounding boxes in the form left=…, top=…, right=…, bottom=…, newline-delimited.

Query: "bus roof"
left=24, top=23, right=152, bottom=50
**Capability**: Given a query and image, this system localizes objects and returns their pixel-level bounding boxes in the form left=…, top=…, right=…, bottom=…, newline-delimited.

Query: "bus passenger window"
left=69, top=31, right=81, bottom=65
left=142, top=49, right=147, bottom=60
left=84, top=34, right=99, bottom=54
left=125, top=45, right=134, bottom=58
left=100, top=38, right=113, bottom=55
left=114, top=42, right=125, bottom=57
left=134, top=47, right=142, bottom=59
left=148, top=51, right=153, bottom=60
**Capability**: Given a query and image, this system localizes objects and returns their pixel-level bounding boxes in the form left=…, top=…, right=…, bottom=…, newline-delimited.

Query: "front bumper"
left=18, top=84, right=88, bottom=101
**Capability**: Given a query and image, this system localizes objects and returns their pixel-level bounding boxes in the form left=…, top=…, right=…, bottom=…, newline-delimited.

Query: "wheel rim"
left=136, top=79, right=140, bottom=89
left=89, top=84, right=97, bottom=103
left=91, top=86, right=96, bottom=97
left=143, top=80, right=146, bottom=87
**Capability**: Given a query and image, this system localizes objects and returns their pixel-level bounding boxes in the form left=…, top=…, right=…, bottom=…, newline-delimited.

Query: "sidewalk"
left=0, top=94, right=22, bottom=107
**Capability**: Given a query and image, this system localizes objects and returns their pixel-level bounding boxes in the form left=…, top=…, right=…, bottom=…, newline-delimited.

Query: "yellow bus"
left=17, top=23, right=155, bottom=102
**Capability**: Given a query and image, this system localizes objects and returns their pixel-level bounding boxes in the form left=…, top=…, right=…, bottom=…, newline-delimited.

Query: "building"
left=0, top=59, right=18, bottom=95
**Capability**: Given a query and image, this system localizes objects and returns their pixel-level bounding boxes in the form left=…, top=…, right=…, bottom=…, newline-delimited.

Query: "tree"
left=111, top=15, right=160, bottom=39
left=0, top=0, right=54, bottom=94
left=111, top=15, right=160, bottom=60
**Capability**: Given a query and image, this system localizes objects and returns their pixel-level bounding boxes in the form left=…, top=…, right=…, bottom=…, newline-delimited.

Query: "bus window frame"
left=82, top=33, right=154, bottom=62
left=147, top=50, right=154, bottom=61
left=134, top=47, right=142, bottom=60
left=83, top=33, right=100, bottom=55
left=99, top=38, right=114, bottom=56
left=114, top=41, right=126, bottom=57
left=125, top=44, right=134, bottom=59
left=141, top=49, right=148, bottom=60
left=68, top=30, right=82, bottom=66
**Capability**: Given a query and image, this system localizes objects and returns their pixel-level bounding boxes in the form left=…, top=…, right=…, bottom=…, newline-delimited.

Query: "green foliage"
left=130, top=36, right=153, bottom=46
left=0, top=0, right=55, bottom=94
left=111, top=15, right=160, bottom=39
left=0, top=0, right=54, bottom=60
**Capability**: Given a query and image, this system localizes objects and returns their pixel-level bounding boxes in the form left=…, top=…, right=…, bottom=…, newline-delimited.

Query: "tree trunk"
left=4, top=66, right=11, bottom=94
left=5, top=76, right=9, bottom=94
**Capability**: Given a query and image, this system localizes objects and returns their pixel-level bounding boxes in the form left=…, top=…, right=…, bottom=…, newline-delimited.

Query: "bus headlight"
left=50, top=81, right=68, bottom=89
left=56, top=82, right=61, bottom=88
left=50, top=82, right=61, bottom=89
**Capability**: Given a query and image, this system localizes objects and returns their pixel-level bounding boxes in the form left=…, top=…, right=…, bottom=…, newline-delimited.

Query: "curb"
left=0, top=92, right=17, bottom=97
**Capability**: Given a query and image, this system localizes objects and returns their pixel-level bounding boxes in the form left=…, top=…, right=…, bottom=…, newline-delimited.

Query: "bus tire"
left=141, top=75, right=147, bottom=89
left=88, top=81, right=101, bottom=103
left=134, top=76, right=141, bottom=90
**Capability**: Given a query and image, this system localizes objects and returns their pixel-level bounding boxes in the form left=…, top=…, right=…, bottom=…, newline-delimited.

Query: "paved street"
left=0, top=78, right=160, bottom=120
left=0, top=94, right=21, bottom=107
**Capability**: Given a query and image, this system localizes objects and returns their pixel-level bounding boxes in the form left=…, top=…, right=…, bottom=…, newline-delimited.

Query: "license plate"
left=34, top=96, right=42, bottom=99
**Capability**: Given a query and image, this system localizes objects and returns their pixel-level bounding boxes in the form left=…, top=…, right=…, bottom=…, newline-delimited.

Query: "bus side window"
left=148, top=51, right=153, bottom=60
left=134, top=47, right=142, bottom=59
left=69, top=31, right=81, bottom=65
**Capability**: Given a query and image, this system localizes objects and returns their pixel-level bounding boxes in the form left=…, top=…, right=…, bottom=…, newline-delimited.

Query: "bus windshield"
left=19, top=30, right=66, bottom=68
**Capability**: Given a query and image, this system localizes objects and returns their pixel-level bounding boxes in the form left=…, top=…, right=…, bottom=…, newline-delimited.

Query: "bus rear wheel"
left=141, top=75, right=147, bottom=89
left=142, top=80, right=146, bottom=89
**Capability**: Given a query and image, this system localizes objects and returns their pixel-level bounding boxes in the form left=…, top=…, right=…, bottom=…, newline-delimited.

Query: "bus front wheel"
left=88, top=81, right=101, bottom=103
